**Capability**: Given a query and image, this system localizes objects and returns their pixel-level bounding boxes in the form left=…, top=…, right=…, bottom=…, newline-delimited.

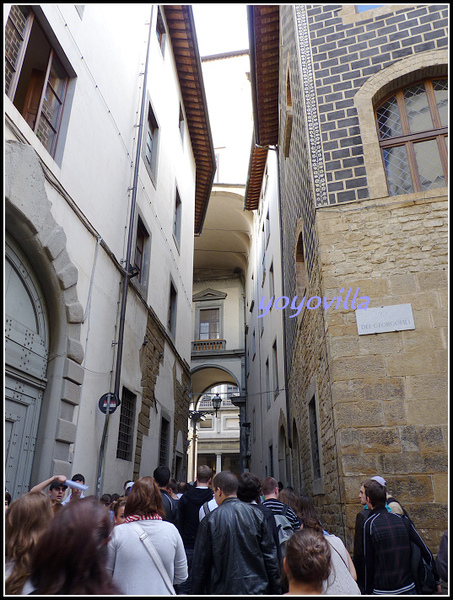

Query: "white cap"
left=371, top=476, right=386, bottom=487
left=125, top=481, right=134, bottom=490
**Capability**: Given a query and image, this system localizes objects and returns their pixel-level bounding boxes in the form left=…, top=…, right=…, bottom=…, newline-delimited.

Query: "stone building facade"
left=5, top=4, right=214, bottom=497
left=247, top=4, right=448, bottom=552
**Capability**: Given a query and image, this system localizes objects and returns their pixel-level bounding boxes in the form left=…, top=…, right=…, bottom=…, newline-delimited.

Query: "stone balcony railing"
left=192, top=339, right=226, bottom=352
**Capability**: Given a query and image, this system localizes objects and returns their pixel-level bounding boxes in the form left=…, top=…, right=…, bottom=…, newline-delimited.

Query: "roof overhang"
left=164, top=5, right=216, bottom=235
left=244, top=4, right=279, bottom=211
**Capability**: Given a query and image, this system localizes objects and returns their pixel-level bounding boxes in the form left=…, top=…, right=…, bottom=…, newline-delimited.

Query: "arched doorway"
left=5, top=237, right=49, bottom=498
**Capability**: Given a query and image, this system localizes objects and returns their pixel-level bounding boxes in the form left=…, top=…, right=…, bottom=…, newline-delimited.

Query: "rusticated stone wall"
left=318, top=192, right=448, bottom=550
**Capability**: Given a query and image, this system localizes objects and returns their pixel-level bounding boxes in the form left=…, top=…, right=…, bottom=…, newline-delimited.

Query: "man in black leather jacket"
left=191, top=471, right=281, bottom=595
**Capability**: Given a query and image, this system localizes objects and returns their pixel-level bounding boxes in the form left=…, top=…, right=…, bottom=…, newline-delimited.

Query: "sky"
left=192, top=4, right=249, bottom=57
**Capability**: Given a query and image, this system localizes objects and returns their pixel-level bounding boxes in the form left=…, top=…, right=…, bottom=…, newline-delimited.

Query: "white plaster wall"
left=245, top=151, right=288, bottom=479
left=5, top=4, right=198, bottom=493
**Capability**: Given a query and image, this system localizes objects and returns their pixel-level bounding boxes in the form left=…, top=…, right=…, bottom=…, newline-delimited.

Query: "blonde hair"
left=5, top=491, right=53, bottom=594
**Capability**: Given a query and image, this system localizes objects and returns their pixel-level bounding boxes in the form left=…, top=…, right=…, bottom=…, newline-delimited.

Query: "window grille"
left=376, top=78, right=448, bottom=195
left=116, top=388, right=136, bottom=461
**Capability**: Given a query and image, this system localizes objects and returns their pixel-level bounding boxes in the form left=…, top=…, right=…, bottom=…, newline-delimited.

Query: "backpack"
left=201, top=500, right=211, bottom=517
left=274, top=504, right=294, bottom=547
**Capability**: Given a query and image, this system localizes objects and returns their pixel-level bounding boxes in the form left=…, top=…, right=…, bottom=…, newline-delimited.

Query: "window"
left=295, top=232, right=308, bottom=297
left=168, top=281, right=177, bottom=337
left=268, top=444, right=274, bottom=477
left=265, top=359, right=271, bottom=410
left=269, top=262, right=275, bottom=299
left=156, top=7, right=166, bottom=55
left=5, top=6, right=70, bottom=158
left=173, top=189, right=182, bottom=249
left=145, top=103, right=159, bottom=182
left=308, top=395, right=321, bottom=480
left=283, top=56, right=293, bottom=157
left=133, top=217, right=149, bottom=285
left=272, top=341, right=279, bottom=398
left=179, top=104, right=185, bottom=142
left=199, top=308, right=220, bottom=340
left=116, top=388, right=136, bottom=461
left=264, top=210, right=270, bottom=248
left=376, top=78, right=448, bottom=196
left=159, top=416, right=170, bottom=466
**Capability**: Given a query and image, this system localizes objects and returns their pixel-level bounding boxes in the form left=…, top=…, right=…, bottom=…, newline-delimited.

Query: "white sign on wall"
left=356, top=304, right=415, bottom=335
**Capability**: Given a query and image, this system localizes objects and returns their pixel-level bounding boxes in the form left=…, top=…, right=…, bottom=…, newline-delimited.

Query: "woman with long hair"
left=302, top=516, right=360, bottom=595
left=106, top=475, right=188, bottom=595
left=5, top=491, right=53, bottom=594
left=283, top=528, right=332, bottom=595
left=28, top=496, right=119, bottom=595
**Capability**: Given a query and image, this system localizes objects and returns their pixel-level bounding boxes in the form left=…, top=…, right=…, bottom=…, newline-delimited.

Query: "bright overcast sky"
left=192, top=4, right=249, bottom=56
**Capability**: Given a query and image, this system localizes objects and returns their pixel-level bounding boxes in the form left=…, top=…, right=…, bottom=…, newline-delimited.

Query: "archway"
left=5, top=237, right=49, bottom=498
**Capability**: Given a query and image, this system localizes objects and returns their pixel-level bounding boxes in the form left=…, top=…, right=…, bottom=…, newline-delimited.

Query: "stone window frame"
left=338, top=5, right=415, bottom=25
left=193, top=289, right=226, bottom=343
left=5, top=6, right=72, bottom=161
left=131, top=211, right=151, bottom=298
left=354, top=50, right=448, bottom=201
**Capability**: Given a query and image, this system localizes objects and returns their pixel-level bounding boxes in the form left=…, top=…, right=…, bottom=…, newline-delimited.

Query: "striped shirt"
left=262, top=499, right=300, bottom=531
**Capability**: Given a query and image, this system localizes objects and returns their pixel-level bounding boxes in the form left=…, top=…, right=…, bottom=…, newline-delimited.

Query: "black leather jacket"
left=191, top=497, right=281, bottom=595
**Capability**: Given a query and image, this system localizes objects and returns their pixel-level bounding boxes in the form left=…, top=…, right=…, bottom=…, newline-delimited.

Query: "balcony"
left=192, top=339, right=226, bottom=352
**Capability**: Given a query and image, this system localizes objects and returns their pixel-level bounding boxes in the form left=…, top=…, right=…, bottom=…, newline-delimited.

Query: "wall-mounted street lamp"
left=188, top=393, right=223, bottom=481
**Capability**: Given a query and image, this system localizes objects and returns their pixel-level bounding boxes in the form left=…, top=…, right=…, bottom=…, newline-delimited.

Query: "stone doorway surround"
left=5, top=140, right=85, bottom=487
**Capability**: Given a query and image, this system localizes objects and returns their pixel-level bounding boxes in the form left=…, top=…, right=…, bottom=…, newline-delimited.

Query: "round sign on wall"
left=98, top=393, right=119, bottom=414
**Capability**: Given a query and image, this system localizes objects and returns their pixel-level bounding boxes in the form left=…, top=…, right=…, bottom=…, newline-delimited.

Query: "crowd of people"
left=4, top=468, right=448, bottom=595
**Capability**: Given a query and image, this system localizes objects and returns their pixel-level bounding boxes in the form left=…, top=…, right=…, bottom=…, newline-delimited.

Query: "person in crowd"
left=177, top=464, right=214, bottom=594
left=237, top=472, right=281, bottom=564
left=279, top=487, right=300, bottom=517
left=124, top=481, right=134, bottom=496
left=282, top=528, right=332, bottom=595
left=29, top=474, right=68, bottom=514
left=153, top=466, right=179, bottom=525
left=370, top=475, right=405, bottom=515
left=112, top=497, right=127, bottom=526
left=167, top=479, right=179, bottom=501
left=5, top=491, right=53, bottom=594
left=436, top=530, right=448, bottom=583
left=354, top=475, right=409, bottom=591
left=302, top=516, right=360, bottom=595
left=262, top=476, right=300, bottom=531
left=177, top=481, right=189, bottom=498
left=296, top=494, right=319, bottom=523
left=191, top=471, right=281, bottom=595
left=362, top=478, right=440, bottom=595
left=62, top=473, right=86, bottom=505
left=110, top=493, right=120, bottom=504
left=28, top=497, right=118, bottom=595
left=106, top=476, right=187, bottom=595
left=100, top=493, right=112, bottom=507
left=5, top=489, right=12, bottom=515
left=353, top=479, right=370, bottom=592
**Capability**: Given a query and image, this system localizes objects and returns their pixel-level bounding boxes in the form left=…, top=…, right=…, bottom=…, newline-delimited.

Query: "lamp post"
left=188, top=393, right=222, bottom=480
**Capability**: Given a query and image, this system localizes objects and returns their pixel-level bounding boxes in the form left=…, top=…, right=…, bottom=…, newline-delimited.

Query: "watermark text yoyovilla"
left=258, top=287, right=370, bottom=319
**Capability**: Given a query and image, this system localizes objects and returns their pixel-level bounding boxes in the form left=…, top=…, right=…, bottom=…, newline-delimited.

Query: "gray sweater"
left=106, top=519, right=188, bottom=595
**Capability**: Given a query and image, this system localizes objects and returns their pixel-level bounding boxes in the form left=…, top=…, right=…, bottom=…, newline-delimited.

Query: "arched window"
left=375, top=78, right=448, bottom=196
left=295, top=232, right=308, bottom=297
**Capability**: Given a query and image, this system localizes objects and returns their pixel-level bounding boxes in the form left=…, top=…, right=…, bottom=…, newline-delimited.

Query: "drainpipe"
left=95, top=6, right=154, bottom=498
